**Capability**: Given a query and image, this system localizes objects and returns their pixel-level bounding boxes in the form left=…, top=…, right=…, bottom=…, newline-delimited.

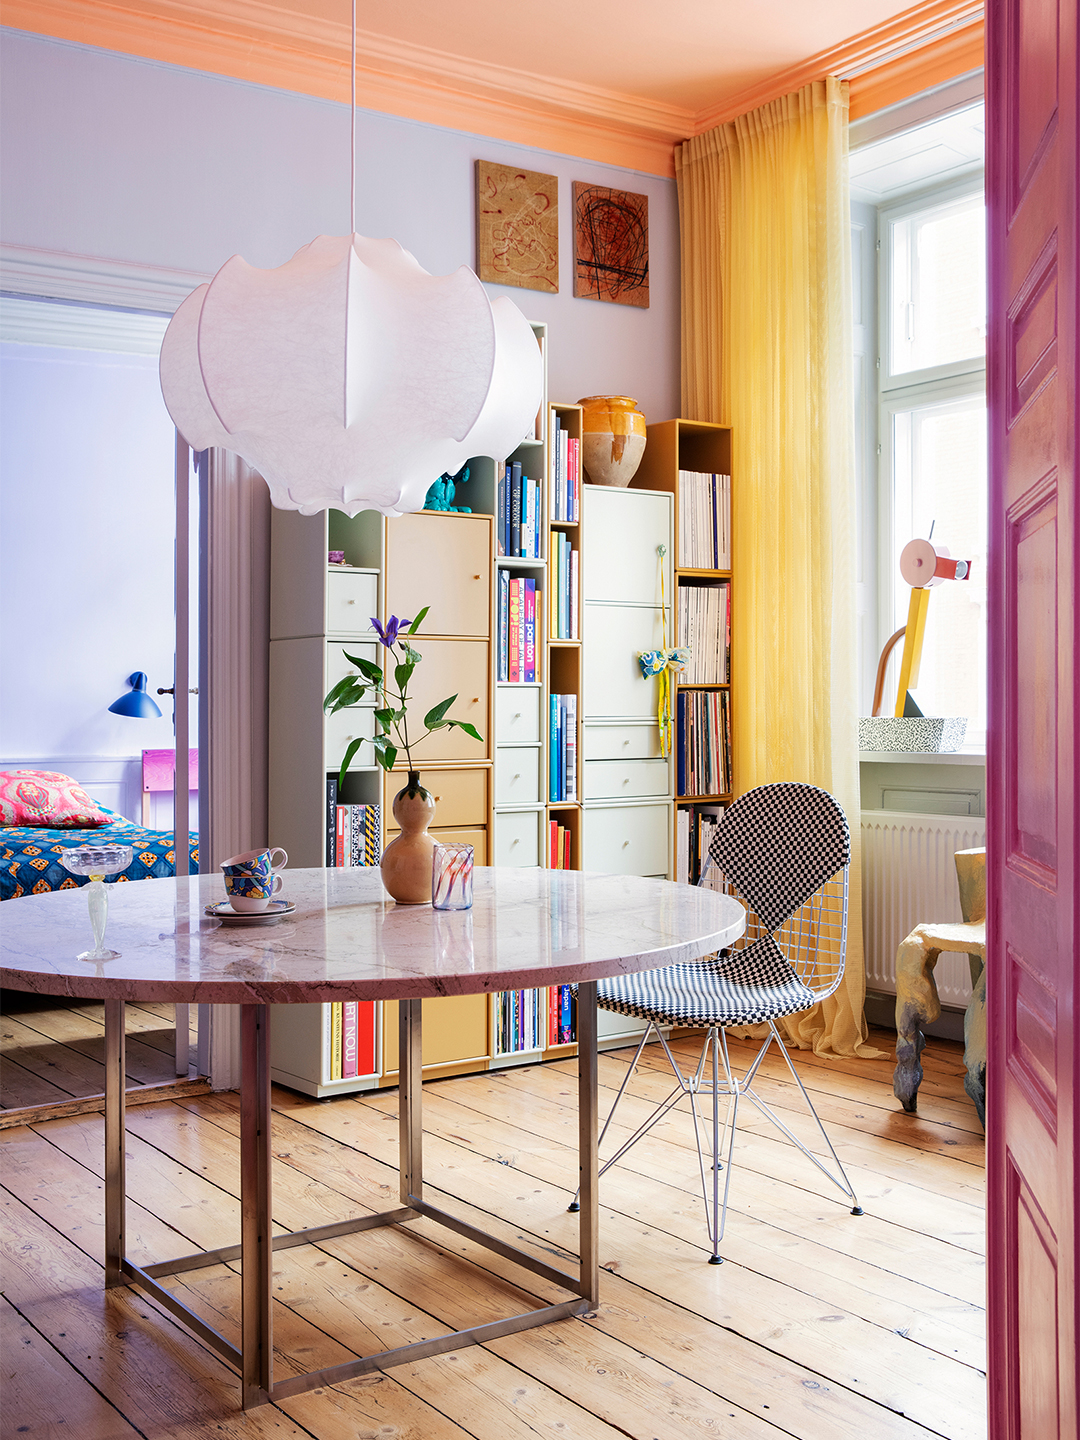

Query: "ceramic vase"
left=380, top=771, right=437, bottom=904
left=578, top=395, right=647, bottom=487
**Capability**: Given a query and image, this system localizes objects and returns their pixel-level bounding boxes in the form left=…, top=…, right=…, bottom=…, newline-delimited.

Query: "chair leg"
left=743, top=1023, right=862, bottom=1215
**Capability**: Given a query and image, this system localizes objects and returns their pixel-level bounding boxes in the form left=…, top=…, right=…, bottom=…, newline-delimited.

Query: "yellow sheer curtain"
left=676, top=78, right=880, bottom=1058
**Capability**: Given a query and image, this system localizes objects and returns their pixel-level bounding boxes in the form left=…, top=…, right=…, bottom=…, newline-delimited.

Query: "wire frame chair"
left=575, top=783, right=863, bottom=1263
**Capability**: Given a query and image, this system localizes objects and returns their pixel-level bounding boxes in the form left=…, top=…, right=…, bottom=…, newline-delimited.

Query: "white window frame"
left=875, top=173, right=986, bottom=731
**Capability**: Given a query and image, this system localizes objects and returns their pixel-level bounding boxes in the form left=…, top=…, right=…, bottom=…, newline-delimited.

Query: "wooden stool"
left=893, top=847, right=986, bottom=1125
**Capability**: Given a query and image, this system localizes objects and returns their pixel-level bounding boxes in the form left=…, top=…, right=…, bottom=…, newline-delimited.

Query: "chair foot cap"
left=851, top=1206, right=864, bottom=1216
left=567, top=1202, right=580, bottom=1213
left=707, top=1254, right=724, bottom=1265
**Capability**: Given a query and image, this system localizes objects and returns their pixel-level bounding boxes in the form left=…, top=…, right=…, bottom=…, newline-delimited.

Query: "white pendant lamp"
left=158, top=9, right=542, bottom=517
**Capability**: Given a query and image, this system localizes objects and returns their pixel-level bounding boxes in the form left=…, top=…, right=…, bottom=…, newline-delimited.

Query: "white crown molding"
left=1, top=242, right=207, bottom=312
left=0, top=293, right=170, bottom=351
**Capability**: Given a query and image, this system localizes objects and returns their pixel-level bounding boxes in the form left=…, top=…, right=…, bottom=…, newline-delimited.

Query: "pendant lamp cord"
left=350, top=0, right=356, bottom=234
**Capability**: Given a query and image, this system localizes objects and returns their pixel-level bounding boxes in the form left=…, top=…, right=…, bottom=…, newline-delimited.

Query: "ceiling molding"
left=6, top=0, right=984, bottom=178
left=692, top=0, right=983, bottom=133
left=0, top=294, right=168, bottom=350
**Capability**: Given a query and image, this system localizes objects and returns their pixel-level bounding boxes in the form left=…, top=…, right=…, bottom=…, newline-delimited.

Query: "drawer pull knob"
left=473, top=574, right=481, bottom=580
left=513, top=773, right=521, bottom=781
left=513, top=713, right=521, bottom=720
left=472, top=697, right=480, bottom=703
left=622, top=778, right=629, bottom=785
left=622, top=840, right=630, bottom=848
left=511, top=838, right=519, bottom=846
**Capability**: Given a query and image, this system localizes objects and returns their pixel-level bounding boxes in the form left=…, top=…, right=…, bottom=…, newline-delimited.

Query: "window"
left=878, top=180, right=987, bottom=745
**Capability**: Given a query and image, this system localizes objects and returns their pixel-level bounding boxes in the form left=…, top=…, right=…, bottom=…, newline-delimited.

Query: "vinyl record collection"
left=678, top=469, right=731, bottom=570
left=676, top=689, right=732, bottom=798
left=677, top=582, right=730, bottom=683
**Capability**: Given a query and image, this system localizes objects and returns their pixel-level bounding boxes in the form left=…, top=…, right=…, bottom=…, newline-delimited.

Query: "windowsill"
left=859, top=749, right=985, bottom=766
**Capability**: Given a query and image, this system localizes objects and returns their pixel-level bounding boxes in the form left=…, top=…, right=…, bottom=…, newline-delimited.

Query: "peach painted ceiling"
left=297, top=0, right=922, bottom=112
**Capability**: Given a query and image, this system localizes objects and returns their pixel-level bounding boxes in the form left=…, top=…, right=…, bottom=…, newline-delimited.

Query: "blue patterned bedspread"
left=1, top=809, right=199, bottom=901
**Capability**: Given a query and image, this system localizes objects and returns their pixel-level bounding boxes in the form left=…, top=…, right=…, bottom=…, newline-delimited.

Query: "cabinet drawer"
left=583, top=723, right=662, bottom=760
left=325, top=641, right=378, bottom=698
left=582, top=489, right=672, bottom=604
left=496, top=686, right=541, bottom=744
left=583, top=758, right=670, bottom=801
left=399, top=638, right=489, bottom=762
left=493, top=810, right=541, bottom=867
left=385, top=513, right=491, bottom=637
left=326, top=571, right=379, bottom=637
left=495, top=747, right=541, bottom=806
left=384, top=767, right=488, bottom=827
left=583, top=605, right=668, bottom=720
left=324, top=707, right=375, bottom=771
left=582, top=803, right=670, bottom=876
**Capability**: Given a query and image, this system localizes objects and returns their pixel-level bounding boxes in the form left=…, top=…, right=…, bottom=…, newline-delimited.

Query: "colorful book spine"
left=325, top=774, right=338, bottom=866
left=330, top=1002, right=343, bottom=1081
left=569, top=546, right=579, bottom=638
left=504, top=567, right=512, bottom=685
left=524, top=579, right=535, bottom=682
left=508, top=579, right=521, bottom=683
left=342, top=1001, right=358, bottom=1078
left=568, top=436, right=579, bottom=521
left=496, top=461, right=505, bottom=556
left=565, top=694, right=577, bottom=800
left=335, top=805, right=347, bottom=866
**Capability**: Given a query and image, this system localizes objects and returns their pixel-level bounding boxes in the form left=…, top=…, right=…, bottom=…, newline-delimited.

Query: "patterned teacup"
left=220, top=847, right=288, bottom=913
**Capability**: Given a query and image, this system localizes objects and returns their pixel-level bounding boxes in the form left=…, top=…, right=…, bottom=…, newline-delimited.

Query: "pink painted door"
left=985, top=0, right=1078, bottom=1433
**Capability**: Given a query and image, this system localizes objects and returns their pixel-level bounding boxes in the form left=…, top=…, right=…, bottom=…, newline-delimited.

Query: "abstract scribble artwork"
left=476, top=160, right=558, bottom=294
left=573, top=182, right=649, bottom=308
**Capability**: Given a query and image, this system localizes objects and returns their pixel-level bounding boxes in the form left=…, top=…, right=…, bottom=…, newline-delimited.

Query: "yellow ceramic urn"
left=577, top=395, right=647, bottom=487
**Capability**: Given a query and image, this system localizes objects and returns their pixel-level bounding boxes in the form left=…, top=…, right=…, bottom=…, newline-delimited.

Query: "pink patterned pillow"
left=0, top=771, right=112, bottom=828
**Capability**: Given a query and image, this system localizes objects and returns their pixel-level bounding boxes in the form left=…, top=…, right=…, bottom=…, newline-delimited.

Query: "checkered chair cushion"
left=708, top=783, right=851, bottom=931
left=597, top=936, right=817, bottom=1027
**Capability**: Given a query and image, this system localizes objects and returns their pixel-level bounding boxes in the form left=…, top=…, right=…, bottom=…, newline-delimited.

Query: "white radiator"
left=861, top=810, right=987, bottom=1009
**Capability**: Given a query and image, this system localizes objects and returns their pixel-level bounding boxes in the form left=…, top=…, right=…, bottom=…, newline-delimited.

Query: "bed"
left=1, top=807, right=199, bottom=902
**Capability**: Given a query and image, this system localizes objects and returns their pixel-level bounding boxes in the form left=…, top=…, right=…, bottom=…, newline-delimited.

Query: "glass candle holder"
left=60, top=844, right=134, bottom=960
left=431, top=842, right=474, bottom=910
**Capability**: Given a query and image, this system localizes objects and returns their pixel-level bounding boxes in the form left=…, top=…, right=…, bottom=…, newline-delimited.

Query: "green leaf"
left=373, top=707, right=395, bottom=729
left=399, top=641, right=422, bottom=666
left=394, top=660, right=415, bottom=695
left=344, top=653, right=382, bottom=683
left=422, top=694, right=457, bottom=729
left=336, top=737, right=364, bottom=792
left=380, top=743, right=397, bottom=771
left=447, top=720, right=484, bottom=743
left=407, top=606, right=429, bottom=635
left=323, top=677, right=365, bottom=714
left=372, top=733, right=393, bottom=752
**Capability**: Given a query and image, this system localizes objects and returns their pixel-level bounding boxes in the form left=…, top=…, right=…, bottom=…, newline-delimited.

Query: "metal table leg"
left=240, top=1005, right=273, bottom=1408
left=577, top=981, right=600, bottom=1310
left=104, top=1000, right=126, bottom=1289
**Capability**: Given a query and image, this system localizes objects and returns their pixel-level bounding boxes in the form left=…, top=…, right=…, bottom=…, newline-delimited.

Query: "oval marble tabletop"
left=0, top=867, right=746, bottom=1004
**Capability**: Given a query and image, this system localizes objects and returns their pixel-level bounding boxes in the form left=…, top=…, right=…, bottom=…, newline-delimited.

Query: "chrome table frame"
left=103, top=984, right=600, bottom=1409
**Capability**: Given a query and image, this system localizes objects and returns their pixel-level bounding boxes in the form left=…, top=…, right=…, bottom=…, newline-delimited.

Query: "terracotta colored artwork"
left=475, top=160, right=558, bottom=294
left=573, top=182, right=649, bottom=308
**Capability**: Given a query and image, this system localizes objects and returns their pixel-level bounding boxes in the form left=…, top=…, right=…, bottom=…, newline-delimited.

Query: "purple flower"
left=371, top=615, right=410, bottom=648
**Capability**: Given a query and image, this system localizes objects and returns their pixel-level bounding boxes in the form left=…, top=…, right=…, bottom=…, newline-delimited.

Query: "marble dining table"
left=1, top=865, right=746, bottom=1410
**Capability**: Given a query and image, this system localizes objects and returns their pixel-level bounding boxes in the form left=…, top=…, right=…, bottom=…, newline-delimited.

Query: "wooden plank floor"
left=0, top=1020, right=985, bottom=1439
left=1, top=991, right=196, bottom=1110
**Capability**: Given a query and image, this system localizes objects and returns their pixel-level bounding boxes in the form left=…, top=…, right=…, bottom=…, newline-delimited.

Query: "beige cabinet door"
left=381, top=994, right=490, bottom=1076
left=393, top=638, right=490, bottom=762
left=385, top=513, right=491, bottom=637
left=384, top=767, right=489, bottom=828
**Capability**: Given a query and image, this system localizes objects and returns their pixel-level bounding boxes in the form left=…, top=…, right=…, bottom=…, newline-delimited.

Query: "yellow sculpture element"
left=893, top=587, right=931, bottom=716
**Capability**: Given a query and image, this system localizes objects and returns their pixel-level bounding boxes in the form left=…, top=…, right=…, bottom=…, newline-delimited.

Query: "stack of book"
left=324, top=786, right=382, bottom=868
left=547, top=985, right=576, bottom=1046
left=549, top=531, right=579, bottom=639
left=549, top=414, right=581, bottom=522
left=548, top=819, right=572, bottom=869
left=677, top=582, right=730, bottom=683
left=678, top=470, right=731, bottom=570
left=496, top=461, right=541, bottom=559
left=676, top=804, right=727, bottom=885
left=325, top=1000, right=376, bottom=1080
left=493, top=988, right=543, bottom=1055
left=497, top=574, right=538, bottom=682
left=676, top=689, right=732, bottom=798
left=548, top=693, right=577, bottom=801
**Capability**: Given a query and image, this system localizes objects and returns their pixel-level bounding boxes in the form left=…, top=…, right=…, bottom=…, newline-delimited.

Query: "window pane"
left=889, top=195, right=986, bottom=375
left=891, top=395, right=987, bottom=742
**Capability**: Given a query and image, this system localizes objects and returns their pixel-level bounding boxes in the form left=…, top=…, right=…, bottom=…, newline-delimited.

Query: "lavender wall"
left=0, top=29, right=680, bottom=419
left=0, top=343, right=179, bottom=761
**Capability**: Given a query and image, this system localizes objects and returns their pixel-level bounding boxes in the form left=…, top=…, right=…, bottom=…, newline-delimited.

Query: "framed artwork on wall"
left=475, top=161, right=559, bottom=294
left=573, top=182, right=649, bottom=308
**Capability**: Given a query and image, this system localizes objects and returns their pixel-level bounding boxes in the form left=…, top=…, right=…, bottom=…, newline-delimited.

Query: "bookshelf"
left=632, top=420, right=734, bottom=884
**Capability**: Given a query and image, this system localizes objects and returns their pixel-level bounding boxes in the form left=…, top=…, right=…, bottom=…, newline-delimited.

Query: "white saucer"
left=205, top=899, right=295, bottom=925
